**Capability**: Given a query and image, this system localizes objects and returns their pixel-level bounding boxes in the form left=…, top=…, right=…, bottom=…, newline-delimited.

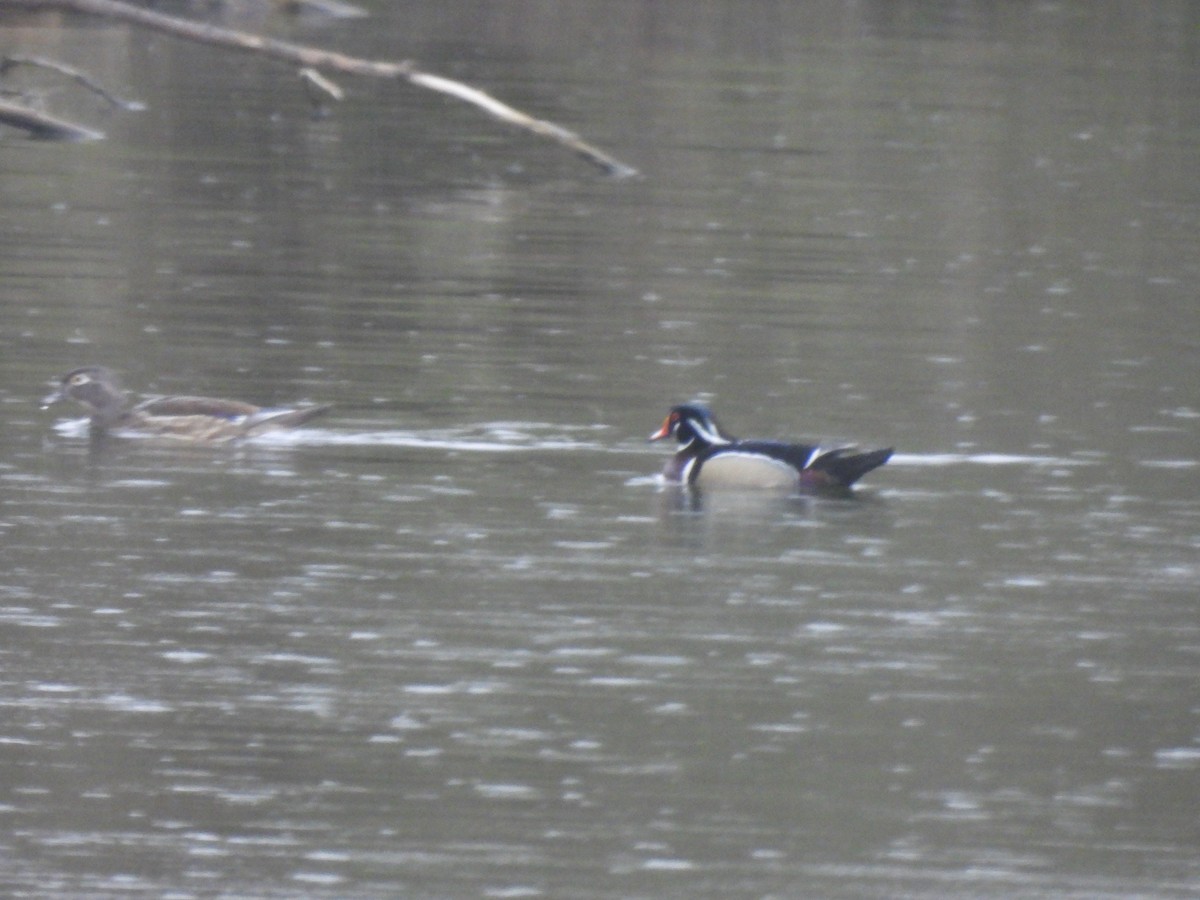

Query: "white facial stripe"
left=689, top=417, right=730, bottom=446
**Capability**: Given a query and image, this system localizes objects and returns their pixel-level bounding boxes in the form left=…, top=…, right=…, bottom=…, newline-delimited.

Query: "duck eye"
left=69, top=373, right=90, bottom=386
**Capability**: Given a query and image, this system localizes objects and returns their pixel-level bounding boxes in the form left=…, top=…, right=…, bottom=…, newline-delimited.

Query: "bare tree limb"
left=8, top=0, right=638, bottom=176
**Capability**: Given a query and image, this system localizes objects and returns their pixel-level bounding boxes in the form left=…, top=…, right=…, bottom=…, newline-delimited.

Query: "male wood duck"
left=649, top=403, right=892, bottom=492
left=42, top=366, right=331, bottom=442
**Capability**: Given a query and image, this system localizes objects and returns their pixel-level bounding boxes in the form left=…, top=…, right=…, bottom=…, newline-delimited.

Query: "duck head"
left=43, top=366, right=129, bottom=425
left=648, top=403, right=734, bottom=451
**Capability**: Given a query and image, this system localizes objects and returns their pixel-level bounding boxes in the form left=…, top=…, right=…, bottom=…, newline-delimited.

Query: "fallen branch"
left=10, top=0, right=637, bottom=176
left=1, top=53, right=144, bottom=110
left=281, top=0, right=367, bottom=19
left=0, top=96, right=104, bottom=139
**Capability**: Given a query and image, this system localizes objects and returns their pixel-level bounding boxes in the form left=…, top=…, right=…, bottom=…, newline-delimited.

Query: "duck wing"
left=730, top=439, right=825, bottom=470
left=243, top=404, right=332, bottom=432
left=135, top=396, right=261, bottom=420
left=803, top=445, right=894, bottom=487
left=732, top=440, right=893, bottom=488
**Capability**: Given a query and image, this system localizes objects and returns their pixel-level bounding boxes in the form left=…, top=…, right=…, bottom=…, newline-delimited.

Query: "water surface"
left=2, top=2, right=1198, bottom=897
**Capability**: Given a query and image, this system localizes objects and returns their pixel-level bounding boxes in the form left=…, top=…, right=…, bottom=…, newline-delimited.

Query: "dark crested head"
left=648, top=403, right=731, bottom=449
left=42, top=366, right=127, bottom=414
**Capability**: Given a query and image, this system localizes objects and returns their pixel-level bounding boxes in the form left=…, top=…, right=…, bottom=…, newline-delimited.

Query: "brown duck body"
left=43, top=366, right=330, bottom=442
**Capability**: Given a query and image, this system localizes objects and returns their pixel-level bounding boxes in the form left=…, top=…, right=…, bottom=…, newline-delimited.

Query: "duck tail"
left=811, top=446, right=893, bottom=488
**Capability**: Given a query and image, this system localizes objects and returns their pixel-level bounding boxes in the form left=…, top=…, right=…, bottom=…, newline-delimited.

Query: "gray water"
left=2, top=2, right=1198, bottom=897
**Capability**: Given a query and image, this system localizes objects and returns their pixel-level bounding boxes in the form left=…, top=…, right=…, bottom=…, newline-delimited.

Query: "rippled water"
left=2, top=2, right=1199, bottom=897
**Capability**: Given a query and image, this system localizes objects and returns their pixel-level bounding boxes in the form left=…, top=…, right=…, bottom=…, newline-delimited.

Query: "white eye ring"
left=69, top=373, right=91, bottom=386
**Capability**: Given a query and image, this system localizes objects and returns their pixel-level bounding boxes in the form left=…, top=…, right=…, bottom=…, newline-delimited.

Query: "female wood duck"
left=42, top=366, right=331, bottom=442
left=649, top=402, right=892, bottom=492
